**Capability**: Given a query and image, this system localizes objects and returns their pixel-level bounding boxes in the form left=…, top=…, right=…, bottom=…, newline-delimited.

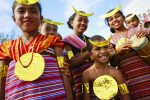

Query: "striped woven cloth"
left=5, top=48, right=67, bottom=100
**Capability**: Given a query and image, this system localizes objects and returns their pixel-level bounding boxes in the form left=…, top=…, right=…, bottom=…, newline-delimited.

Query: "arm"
left=0, top=60, right=8, bottom=100
left=113, top=69, right=130, bottom=100
left=54, top=47, right=73, bottom=100
left=110, top=42, right=132, bottom=67
left=82, top=70, right=90, bottom=100
left=65, top=44, right=91, bottom=68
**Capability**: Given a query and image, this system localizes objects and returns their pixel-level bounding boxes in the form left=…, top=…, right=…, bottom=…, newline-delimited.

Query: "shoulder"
left=108, top=66, right=122, bottom=77
left=82, top=66, right=93, bottom=81
left=108, top=66, right=124, bottom=83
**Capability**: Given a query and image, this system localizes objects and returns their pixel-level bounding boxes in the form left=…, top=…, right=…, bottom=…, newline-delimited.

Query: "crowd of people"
left=0, top=0, right=150, bottom=100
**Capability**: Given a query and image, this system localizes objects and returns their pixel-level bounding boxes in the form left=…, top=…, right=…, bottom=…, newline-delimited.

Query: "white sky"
left=0, top=0, right=150, bottom=39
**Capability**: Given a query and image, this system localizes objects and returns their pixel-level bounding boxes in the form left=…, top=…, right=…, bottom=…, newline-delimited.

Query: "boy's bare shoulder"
left=108, top=66, right=121, bottom=75
left=83, top=65, right=93, bottom=75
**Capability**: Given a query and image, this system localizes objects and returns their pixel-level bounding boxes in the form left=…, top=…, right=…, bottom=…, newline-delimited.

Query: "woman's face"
left=40, top=23, right=57, bottom=36
left=91, top=42, right=110, bottom=63
left=13, top=4, right=42, bottom=33
left=107, top=12, right=125, bottom=30
left=71, top=15, right=89, bottom=34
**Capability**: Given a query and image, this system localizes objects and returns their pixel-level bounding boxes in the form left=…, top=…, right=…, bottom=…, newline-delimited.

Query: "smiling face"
left=13, top=3, right=42, bottom=33
left=40, top=23, right=58, bottom=36
left=71, top=15, right=89, bottom=35
left=107, top=12, right=125, bottom=30
left=90, top=40, right=110, bottom=64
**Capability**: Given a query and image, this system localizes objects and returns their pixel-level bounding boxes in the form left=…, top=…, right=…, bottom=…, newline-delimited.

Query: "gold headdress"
left=72, top=6, right=94, bottom=17
left=89, top=35, right=112, bottom=47
left=125, top=14, right=135, bottom=21
left=15, top=0, right=39, bottom=5
left=43, top=19, right=64, bottom=26
left=101, top=5, right=121, bottom=18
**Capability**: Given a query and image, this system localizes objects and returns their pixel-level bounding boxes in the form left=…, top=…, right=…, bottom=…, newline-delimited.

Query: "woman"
left=63, top=7, right=94, bottom=99
left=105, top=5, right=150, bottom=99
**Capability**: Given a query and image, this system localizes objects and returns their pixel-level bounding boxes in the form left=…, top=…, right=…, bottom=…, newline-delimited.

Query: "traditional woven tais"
left=0, top=34, right=67, bottom=100
left=5, top=48, right=67, bottom=99
left=111, top=28, right=150, bottom=99
left=63, top=34, right=92, bottom=100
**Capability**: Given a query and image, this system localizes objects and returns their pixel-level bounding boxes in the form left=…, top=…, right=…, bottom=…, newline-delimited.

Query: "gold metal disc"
left=15, top=53, right=45, bottom=81
left=93, top=75, right=118, bottom=100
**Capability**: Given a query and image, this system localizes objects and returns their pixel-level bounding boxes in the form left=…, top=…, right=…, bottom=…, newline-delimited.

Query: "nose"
left=100, top=48, right=107, bottom=53
left=24, top=11, right=31, bottom=18
left=81, top=20, right=86, bottom=25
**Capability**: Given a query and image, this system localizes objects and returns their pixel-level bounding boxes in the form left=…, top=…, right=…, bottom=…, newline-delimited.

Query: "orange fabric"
left=0, top=34, right=64, bottom=61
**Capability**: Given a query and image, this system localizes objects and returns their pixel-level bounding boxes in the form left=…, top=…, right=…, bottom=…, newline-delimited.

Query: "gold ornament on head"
left=15, top=0, right=39, bottom=5
left=89, top=35, right=112, bottom=47
left=101, top=5, right=121, bottom=18
left=43, top=19, right=64, bottom=26
left=72, top=6, right=94, bottom=17
left=125, top=14, right=135, bottom=21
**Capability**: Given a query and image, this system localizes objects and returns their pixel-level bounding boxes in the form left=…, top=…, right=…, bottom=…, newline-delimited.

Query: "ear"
left=89, top=52, right=93, bottom=60
left=12, top=16, right=15, bottom=22
left=70, top=20, right=73, bottom=27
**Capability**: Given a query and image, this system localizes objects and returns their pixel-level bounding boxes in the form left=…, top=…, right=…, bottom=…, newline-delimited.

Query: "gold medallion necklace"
left=15, top=35, right=45, bottom=81
left=93, top=64, right=118, bottom=100
left=19, top=36, right=38, bottom=68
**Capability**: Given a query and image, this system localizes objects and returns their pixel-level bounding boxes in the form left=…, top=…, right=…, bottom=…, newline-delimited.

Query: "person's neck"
left=94, top=62, right=107, bottom=70
left=74, top=31, right=83, bottom=36
left=21, top=31, right=39, bottom=44
left=115, top=26, right=127, bottom=34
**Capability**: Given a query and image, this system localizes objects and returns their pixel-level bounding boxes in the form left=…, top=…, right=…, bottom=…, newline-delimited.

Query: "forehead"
left=14, top=3, right=39, bottom=10
left=74, top=14, right=88, bottom=20
left=42, top=23, right=57, bottom=27
left=108, top=12, right=121, bottom=19
left=42, top=23, right=57, bottom=28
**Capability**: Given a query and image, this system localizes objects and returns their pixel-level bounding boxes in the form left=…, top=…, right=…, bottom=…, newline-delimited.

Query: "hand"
left=136, top=29, right=148, bottom=38
left=116, top=41, right=132, bottom=55
left=60, top=62, right=70, bottom=76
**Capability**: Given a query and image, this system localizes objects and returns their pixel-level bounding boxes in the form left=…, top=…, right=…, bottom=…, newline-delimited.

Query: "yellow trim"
left=67, top=51, right=74, bottom=59
left=89, top=35, right=112, bottom=47
left=43, top=19, right=64, bottom=26
left=83, top=83, right=90, bottom=93
left=0, top=65, right=8, bottom=77
left=118, top=83, right=129, bottom=94
left=57, top=56, right=64, bottom=68
left=72, top=6, right=94, bottom=17
left=101, top=5, right=121, bottom=18
left=16, top=0, right=39, bottom=5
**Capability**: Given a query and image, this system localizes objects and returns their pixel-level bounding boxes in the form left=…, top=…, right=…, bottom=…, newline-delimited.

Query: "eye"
left=108, top=17, right=113, bottom=22
left=30, top=8, right=39, bottom=14
left=103, top=46, right=108, bottom=49
left=17, top=8, right=25, bottom=14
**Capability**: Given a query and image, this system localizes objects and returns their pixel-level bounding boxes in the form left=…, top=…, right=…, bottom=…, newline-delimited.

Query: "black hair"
left=67, top=11, right=88, bottom=29
left=12, top=1, right=42, bottom=15
left=88, top=35, right=106, bottom=51
left=104, top=10, right=125, bottom=33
